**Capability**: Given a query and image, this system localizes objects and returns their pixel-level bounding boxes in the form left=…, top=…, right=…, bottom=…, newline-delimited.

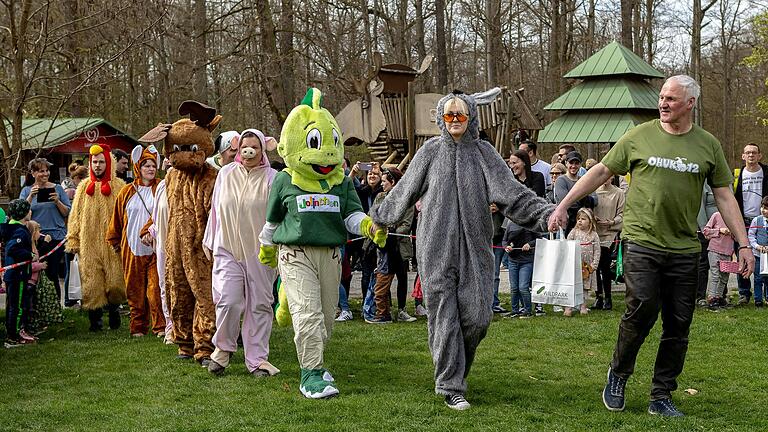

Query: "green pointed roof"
left=544, top=78, right=659, bottom=111
left=538, top=111, right=657, bottom=144
left=564, top=41, right=664, bottom=79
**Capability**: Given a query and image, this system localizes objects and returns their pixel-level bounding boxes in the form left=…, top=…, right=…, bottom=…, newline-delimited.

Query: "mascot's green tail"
left=273, top=276, right=292, bottom=327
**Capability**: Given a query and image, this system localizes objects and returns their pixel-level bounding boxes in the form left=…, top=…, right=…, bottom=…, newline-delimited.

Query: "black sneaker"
left=534, top=305, right=546, bottom=317
left=502, top=310, right=523, bottom=318
left=444, top=393, right=470, bottom=411
left=648, top=398, right=684, bottom=417
left=602, top=367, right=627, bottom=411
left=756, top=301, right=764, bottom=308
left=592, top=297, right=604, bottom=310
left=603, top=300, right=613, bottom=310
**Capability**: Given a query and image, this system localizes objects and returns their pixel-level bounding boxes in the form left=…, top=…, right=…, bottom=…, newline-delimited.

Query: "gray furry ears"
left=178, top=100, right=222, bottom=131
left=139, top=123, right=172, bottom=143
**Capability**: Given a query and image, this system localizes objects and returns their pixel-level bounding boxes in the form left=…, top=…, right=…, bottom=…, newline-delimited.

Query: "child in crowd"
left=566, top=208, right=600, bottom=316
left=26, top=220, right=64, bottom=333
left=703, top=210, right=735, bottom=309
left=1, top=199, right=35, bottom=347
left=503, top=222, right=540, bottom=318
left=748, top=197, right=768, bottom=308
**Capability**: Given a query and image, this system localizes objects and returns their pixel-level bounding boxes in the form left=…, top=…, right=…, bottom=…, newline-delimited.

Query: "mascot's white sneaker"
left=300, top=368, right=339, bottom=399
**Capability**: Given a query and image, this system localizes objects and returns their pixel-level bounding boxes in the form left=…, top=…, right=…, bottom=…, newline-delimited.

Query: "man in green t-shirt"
left=548, top=75, right=754, bottom=417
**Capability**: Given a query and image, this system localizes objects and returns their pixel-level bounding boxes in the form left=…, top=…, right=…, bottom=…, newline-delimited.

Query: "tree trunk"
left=193, top=0, right=208, bottom=103
left=620, top=0, right=635, bottom=51
left=485, top=0, right=501, bottom=86
left=435, top=0, right=448, bottom=92
left=279, top=0, right=295, bottom=108
left=65, top=0, right=82, bottom=117
left=254, top=0, right=287, bottom=123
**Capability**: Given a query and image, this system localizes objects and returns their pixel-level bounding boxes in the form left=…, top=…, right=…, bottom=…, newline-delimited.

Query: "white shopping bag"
left=761, top=253, right=768, bottom=275
left=68, top=254, right=82, bottom=300
left=531, top=229, right=584, bottom=307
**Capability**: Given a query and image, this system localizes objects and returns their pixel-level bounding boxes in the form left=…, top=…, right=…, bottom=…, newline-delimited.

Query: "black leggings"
left=394, top=258, right=408, bottom=310
left=595, top=246, right=612, bottom=301
left=38, top=238, right=64, bottom=303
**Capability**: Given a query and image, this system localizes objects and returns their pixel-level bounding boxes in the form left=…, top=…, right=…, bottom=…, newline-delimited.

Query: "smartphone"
left=36, top=187, right=54, bottom=203
left=359, top=162, right=373, bottom=171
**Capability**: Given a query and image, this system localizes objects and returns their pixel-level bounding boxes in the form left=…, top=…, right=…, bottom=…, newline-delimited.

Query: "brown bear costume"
left=139, top=101, right=221, bottom=362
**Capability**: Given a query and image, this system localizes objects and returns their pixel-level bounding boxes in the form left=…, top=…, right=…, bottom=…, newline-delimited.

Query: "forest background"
left=2, top=0, right=768, bottom=197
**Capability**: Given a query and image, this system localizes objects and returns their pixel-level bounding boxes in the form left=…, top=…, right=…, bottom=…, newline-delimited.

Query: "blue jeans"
left=508, top=260, right=533, bottom=314
left=753, top=255, right=766, bottom=303
left=338, top=283, right=350, bottom=312
left=492, top=244, right=505, bottom=308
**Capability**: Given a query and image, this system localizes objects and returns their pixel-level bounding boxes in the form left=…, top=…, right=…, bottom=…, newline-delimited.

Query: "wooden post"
left=406, top=81, right=416, bottom=161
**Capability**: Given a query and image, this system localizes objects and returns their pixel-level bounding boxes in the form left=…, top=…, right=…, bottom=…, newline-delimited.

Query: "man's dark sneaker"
left=592, top=297, right=604, bottom=310
left=756, top=301, right=764, bottom=308
left=365, top=316, right=392, bottom=324
left=738, top=295, right=750, bottom=306
left=518, top=312, right=533, bottom=319
left=648, top=398, right=684, bottom=417
left=444, top=393, right=470, bottom=411
left=707, top=298, right=721, bottom=312
left=602, top=367, right=627, bottom=412
left=200, top=357, right=212, bottom=368
left=534, top=305, right=546, bottom=317
left=603, top=300, right=613, bottom=310
left=492, top=305, right=508, bottom=313
left=502, top=310, right=522, bottom=318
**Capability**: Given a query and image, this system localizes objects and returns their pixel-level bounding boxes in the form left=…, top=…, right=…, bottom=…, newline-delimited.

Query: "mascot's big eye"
left=173, top=145, right=180, bottom=152
left=191, top=144, right=199, bottom=152
left=306, top=128, right=322, bottom=150
left=332, top=129, right=340, bottom=147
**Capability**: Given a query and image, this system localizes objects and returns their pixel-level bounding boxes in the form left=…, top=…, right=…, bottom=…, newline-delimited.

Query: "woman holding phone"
left=20, top=158, right=71, bottom=304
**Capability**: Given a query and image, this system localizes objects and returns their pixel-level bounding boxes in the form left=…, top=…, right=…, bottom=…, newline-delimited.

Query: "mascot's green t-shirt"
left=266, top=171, right=364, bottom=247
left=601, top=119, right=733, bottom=254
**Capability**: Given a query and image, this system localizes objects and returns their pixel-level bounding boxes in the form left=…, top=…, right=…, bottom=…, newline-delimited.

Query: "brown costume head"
left=138, top=101, right=222, bottom=171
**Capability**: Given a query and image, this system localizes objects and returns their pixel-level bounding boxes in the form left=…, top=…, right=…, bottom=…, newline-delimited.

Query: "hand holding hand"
left=140, top=233, right=154, bottom=246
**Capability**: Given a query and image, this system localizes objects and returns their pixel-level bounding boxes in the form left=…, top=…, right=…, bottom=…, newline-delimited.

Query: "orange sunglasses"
left=442, top=112, right=468, bottom=123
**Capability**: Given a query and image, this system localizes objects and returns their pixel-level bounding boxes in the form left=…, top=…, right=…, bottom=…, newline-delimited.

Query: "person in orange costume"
left=107, top=145, right=166, bottom=337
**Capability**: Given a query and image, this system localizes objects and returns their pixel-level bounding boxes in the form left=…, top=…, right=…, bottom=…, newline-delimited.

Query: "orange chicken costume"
left=107, top=145, right=165, bottom=337
left=138, top=101, right=221, bottom=363
left=65, top=144, right=127, bottom=331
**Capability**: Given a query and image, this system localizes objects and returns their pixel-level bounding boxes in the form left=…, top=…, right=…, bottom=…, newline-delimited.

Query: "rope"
left=0, top=238, right=66, bottom=273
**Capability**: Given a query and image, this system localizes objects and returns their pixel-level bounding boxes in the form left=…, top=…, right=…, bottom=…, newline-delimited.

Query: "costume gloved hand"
left=360, top=216, right=387, bottom=248
left=259, top=244, right=278, bottom=268
left=274, top=278, right=291, bottom=327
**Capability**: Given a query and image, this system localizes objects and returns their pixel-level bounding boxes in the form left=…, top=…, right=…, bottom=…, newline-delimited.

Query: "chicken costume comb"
left=278, top=88, right=344, bottom=193
left=86, top=143, right=113, bottom=196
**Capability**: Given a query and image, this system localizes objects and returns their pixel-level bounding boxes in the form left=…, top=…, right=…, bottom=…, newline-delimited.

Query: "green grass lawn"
left=1, top=297, right=766, bottom=432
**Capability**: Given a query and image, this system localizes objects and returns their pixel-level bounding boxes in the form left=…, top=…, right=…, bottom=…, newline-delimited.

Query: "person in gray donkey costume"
left=370, top=91, right=554, bottom=410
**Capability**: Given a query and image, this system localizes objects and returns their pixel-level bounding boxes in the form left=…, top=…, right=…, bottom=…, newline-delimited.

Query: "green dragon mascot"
left=259, top=88, right=386, bottom=399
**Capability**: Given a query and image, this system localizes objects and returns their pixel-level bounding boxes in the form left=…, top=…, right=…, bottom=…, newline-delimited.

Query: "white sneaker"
left=415, top=305, right=428, bottom=316
left=553, top=306, right=564, bottom=312
left=398, top=309, right=417, bottom=322
left=335, top=310, right=353, bottom=322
